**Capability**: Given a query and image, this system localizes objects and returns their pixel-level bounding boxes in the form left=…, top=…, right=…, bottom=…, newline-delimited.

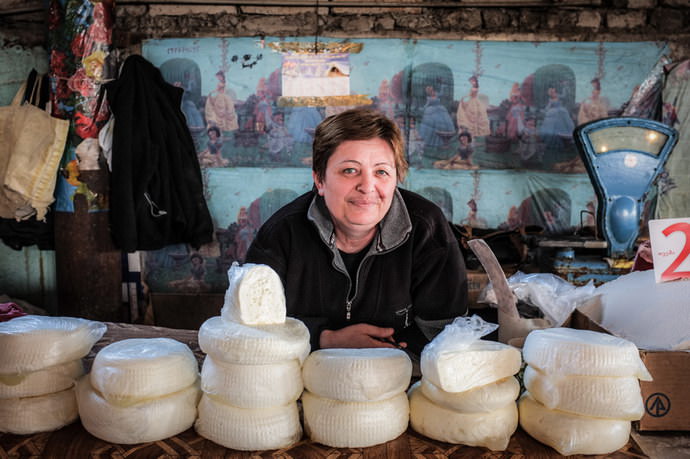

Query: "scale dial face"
left=589, top=126, right=668, bottom=156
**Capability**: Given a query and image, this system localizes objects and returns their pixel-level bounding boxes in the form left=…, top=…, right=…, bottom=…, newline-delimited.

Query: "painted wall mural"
left=140, top=37, right=668, bottom=293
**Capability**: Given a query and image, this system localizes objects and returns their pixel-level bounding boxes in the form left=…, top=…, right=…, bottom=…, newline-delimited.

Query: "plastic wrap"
left=420, top=316, right=521, bottom=393
left=0, top=315, right=107, bottom=374
left=0, top=359, right=84, bottom=399
left=90, top=337, right=199, bottom=406
left=221, top=262, right=286, bottom=326
left=518, top=392, right=631, bottom=456
left=200, top=356, right=303, bottom=409
left=0, top=386, right=78, bottom=434
left=76, top=376, right=200, bottom=444
left=419, top=376, right=520, bottom=413
left=480, top=271, right=595, bottom=327
left=522, top=327, right=652, bottom=380
left=301, top=390, right=409, bottom=449
left=302, top=348, right=412, bottom=402
left=198, top=316, right=311, bottom=365
left=408, top=382, right=517, bottom=451
left=523, top=365, right=643, bottom=420
left=195, top=394, right=302, bottom=451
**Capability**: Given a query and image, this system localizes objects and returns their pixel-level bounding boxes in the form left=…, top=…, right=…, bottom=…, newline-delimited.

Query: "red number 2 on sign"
left=661, top=222, right=690, bottom=282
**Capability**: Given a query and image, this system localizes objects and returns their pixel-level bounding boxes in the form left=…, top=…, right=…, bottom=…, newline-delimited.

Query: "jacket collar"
left=307, top=188, right=412, bottom=253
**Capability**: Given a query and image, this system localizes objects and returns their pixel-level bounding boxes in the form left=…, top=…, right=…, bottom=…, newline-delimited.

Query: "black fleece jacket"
left=245, top=187, right=468, bottom=355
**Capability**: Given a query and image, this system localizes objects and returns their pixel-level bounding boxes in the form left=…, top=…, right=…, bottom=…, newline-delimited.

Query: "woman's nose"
left=356, top=173, right=375, bottom=193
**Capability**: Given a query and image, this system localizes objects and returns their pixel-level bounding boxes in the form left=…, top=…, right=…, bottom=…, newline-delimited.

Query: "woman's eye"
left=376, top=169, right=391, bottom=176
left=342, top=167, right=357, bottom=174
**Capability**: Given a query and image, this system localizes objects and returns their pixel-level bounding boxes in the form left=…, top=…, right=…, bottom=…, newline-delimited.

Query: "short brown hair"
left=312, top=108, right=408, bottom=183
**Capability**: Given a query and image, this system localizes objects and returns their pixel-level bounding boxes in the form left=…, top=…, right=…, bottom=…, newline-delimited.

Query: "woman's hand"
left=320, top=324, right=407, bottom=349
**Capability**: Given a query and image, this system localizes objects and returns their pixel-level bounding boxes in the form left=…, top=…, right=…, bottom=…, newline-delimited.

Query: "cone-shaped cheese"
left=0, top=315, right=106, bottom=374
left=523, top=365, right=644, bottom=420
left=76, top=376, right=200, bottom=444
left=421, top=339, right=522, bottom=393
left=221, top=262, right=286, bottom=325
left=419, top=376, right=520, bottom=413
left=195, top=394, right=302, bottom=451
left=198, top=316, right=310, bottom=365
left=301, top=390, right=409, bottom=448
left=201, top=356, right=303, bottom=408
left=0, top=359, right=84, bottom=399
left=90, top=337, right=199, bottom=406
left=518, top=392, right=631, bottom=456
left=302, top=348, right=412, bottom=402
left=408, top=382, right=517, bottom=451
left=0, top=386, right=78, bottom=434
left=522, top=327, right=651, bottom=380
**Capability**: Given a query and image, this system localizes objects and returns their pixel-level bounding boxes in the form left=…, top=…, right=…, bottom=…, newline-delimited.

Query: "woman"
left=246, top=108, right=468, bottom=355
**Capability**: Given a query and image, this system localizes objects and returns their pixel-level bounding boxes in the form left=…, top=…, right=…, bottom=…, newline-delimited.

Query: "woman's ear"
left=312, top=171, right=324, bottom=196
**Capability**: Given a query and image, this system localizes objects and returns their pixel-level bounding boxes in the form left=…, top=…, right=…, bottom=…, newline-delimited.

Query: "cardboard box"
left=572, top=309, right=690, bottom=431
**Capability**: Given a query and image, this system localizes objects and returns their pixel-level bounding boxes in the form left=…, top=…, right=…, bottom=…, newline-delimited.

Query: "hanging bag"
left=0, top=72, right=69, bottom=221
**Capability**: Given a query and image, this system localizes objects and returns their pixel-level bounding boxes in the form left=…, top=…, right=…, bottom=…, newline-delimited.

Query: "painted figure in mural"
left=175, top=72, right=204, bottom=132
left=375, top=79, right=396, bottom=120
left=198, top=126, right=228, bottom=168
left=418, top=85, right=456, bottom=148
left=460, top=198, right=488, bottom=228
left=205, top=70, right=239, bottom=133
left=267, top=111, right=293, bottom=161
left=433, top=131, right=476, bottom=169
left=577, top=78, right=609, bottom=125
left=245, top=108, right=468, bottom=356
left=498, top=205, right=523, bottom=231
left=456, top=75, right=491, bottom=138
left=539, top=86, right=575, bottom=152
left=168, top=252, right=210, bottom=292
left=234, top=207, right=255, bottom=263
left=286, top=106, right=323, bottom=144
left=517, top=115, right=541, bottom=162
left=506, top=83, right=526, bottom=141
left=253, top=78, right=273, bottom=133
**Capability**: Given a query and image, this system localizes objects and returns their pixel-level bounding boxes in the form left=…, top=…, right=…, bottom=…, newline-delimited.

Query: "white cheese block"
left=419, top=376, right=520, bottom=413
left=200, top=356, right=303, bottom=408
left=90, top=337, right=199, bottom=406
left=523, top=365, right=644, bottom=420
left=0, top=315, right=106, bottom=374
left=0, top=359, right=84, bottom=399
left=518, top=392, right=631, bottom=456
left=522, top=327, right=652, bottom=380
left=408, top=382, right=517, bottom=451
left=198, top=316, right=310, bottom=365
left=301, top=390, right=409, bottom=448
left=221, top=262, right=286, bottom=325
left=76, top=376, right=200, bottom=444
left=420, top=339, right=522, bottom=393
left=0, top=386, right=78, bottom=435
left=302, top=348, right=412, bottom=402
left=195, top=393, right=302, bottom=451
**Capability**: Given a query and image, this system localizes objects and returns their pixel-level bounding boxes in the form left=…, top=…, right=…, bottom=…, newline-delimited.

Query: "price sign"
left=649, top=218, right=690, bottom=283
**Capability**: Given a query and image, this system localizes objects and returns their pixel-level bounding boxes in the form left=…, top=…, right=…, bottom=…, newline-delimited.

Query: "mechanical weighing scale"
left=539, top=117, right=678, bottom=285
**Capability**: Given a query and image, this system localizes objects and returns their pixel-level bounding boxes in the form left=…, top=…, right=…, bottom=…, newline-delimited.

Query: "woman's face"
left=314, top=138, right=397, bottom=237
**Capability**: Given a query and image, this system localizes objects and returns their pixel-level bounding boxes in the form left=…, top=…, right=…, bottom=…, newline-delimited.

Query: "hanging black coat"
left=105, top=55, right=213, bottom=252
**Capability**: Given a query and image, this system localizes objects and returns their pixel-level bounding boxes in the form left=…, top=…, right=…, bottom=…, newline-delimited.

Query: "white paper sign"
left=649, top=218, right=690, bottom=283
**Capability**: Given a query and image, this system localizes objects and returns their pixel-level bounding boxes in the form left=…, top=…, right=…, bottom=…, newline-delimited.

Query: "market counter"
left=0, top=323, right=651, bottom=458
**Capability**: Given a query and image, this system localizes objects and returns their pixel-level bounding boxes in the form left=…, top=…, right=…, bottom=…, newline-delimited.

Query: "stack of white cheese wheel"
left=301, top=348, right=412, bottom=448
left=0, top=315, right=106, bottom=434
left=195, top=262, right=310, bottom=451
left=410, top=339, right=522, bottom=451
left=76, top=337, right=201, bottom=444
left=519, top=327, right=652, bottom=456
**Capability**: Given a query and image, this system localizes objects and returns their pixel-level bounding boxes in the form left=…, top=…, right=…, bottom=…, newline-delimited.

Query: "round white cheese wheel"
left=198, top=316, right=310, bottom=365
left=0, top=386, right=78, bottom=435
left=302, top=348, right=412, bottom=402
left=301, top=390, right=409, bottom=448
left=419, top=376, right=520, bottom=413
left=76, top=376, right=200, bottom=444
left=523, top=365, right=644, bottom=420
left=522, top=327, right=651, bottom=380
left=195, top=393, right=302, bottom=451
left=0, top=315, right=106, bottom=374
left=518, top=392, right=631, bottom=456
left=420, top=339, right=522, bottom=393
left=200, top=356, right=303, bottom=408
left=0, top=359, right=84, bottom=399
left=408, top=382, right=517, bottom=451
left=221, top=262, right=286, bottom=325
left=90, top=337, right=199, bottom=406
